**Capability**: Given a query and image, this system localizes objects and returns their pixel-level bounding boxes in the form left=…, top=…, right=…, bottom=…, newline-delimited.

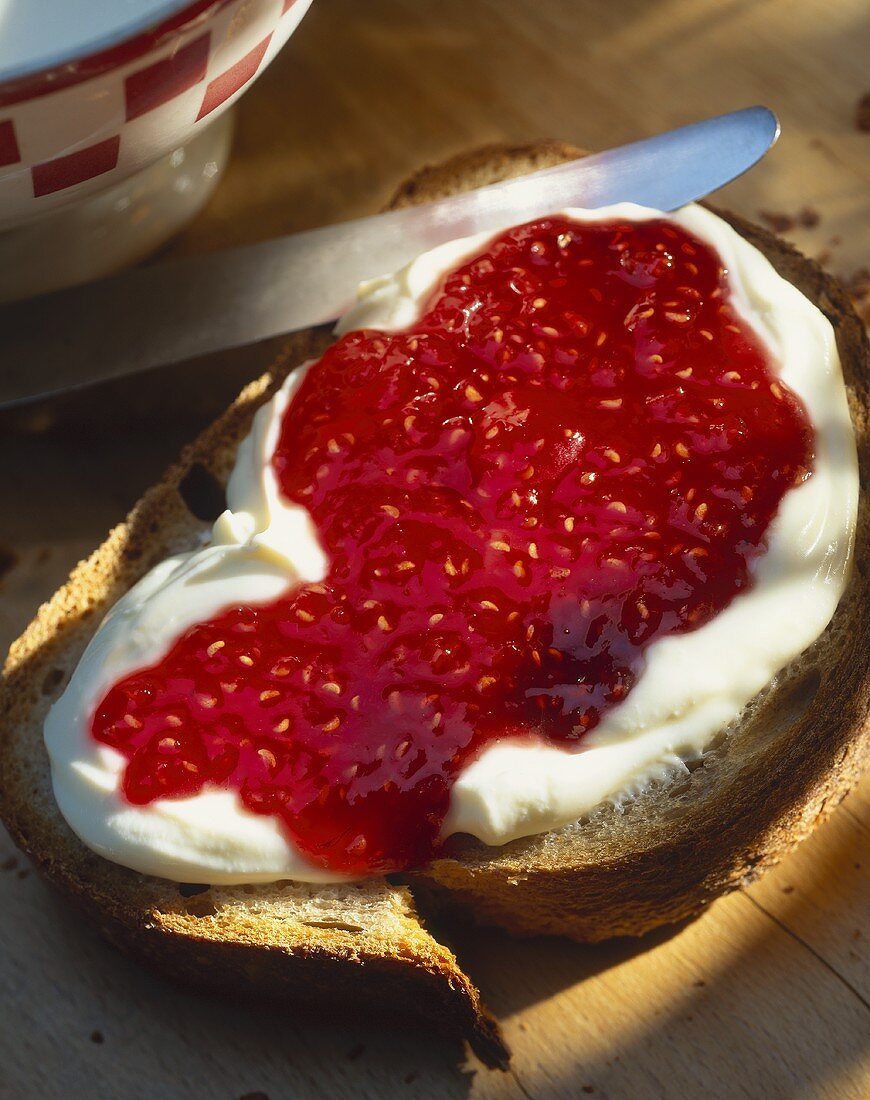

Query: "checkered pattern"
left=197, top=33, right=274, bottom=121
left=0, top=0, right=311, bottom=227
left=124, top=33, right=212, bottom=123
left=0, top=120, right=20, bottom=168
left=32, top=135, right=121, bottom=197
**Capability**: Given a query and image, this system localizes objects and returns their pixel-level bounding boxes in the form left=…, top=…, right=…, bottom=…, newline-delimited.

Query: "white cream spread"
left=45, top=203, right=859, bottom=883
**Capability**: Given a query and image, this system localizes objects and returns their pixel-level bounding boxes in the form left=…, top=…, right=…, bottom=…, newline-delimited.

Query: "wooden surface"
left=1, top=1, right=869, bottom=1096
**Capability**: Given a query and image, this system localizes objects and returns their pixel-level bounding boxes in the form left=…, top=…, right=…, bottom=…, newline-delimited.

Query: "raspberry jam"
left=92, top=216, right=813, bottom=876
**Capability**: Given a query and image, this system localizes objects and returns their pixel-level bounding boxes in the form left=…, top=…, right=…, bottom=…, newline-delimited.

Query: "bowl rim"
left=0, top=0, right=235, bottom=106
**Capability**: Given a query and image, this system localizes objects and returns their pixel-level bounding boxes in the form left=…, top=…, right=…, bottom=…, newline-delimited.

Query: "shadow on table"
left=449, top=805, right=869, bottom=1098
left=7, top=838, right=866, bottom=1100
left=2, top=848, right=685, bottom=1100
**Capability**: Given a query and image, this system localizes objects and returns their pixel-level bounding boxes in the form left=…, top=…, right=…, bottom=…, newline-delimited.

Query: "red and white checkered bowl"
left=0, top=0, right=313, bottom=231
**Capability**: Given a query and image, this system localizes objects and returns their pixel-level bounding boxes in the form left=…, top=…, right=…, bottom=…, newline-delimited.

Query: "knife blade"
left=0, top=106, right=778, bottom=409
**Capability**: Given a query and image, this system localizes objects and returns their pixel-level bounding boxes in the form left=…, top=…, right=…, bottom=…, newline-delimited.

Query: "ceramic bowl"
left=0, top=0, right=313, bottom=300
left=0, top=0, right=313, bottom=228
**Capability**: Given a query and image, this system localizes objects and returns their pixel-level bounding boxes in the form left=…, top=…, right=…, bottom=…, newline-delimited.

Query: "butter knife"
left=0, top=106, right=779, bottom=408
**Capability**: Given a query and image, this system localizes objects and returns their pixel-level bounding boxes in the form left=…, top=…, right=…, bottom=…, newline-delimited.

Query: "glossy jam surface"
left=92, top=216, right=813, bottom=876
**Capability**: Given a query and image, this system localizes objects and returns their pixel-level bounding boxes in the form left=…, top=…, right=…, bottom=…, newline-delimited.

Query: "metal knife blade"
left=0, top=106, right=778, bottom=408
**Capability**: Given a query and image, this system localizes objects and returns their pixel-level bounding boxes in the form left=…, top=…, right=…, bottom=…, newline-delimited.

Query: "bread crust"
left=1, top=143, right=867, bottom=1054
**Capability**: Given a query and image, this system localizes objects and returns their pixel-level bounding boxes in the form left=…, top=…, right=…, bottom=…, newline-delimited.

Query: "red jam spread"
left=92, top=216, right=813, bottom=876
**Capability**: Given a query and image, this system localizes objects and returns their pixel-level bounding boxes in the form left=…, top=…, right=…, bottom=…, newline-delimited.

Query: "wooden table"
left=1, top=2, right=868, bottom=1096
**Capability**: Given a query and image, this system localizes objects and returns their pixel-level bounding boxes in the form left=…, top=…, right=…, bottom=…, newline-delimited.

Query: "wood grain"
left=1, top=1, right=868, bottom=1096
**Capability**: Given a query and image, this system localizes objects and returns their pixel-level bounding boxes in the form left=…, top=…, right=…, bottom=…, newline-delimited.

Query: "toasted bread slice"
left=1, top=143, right=867, bottom=1064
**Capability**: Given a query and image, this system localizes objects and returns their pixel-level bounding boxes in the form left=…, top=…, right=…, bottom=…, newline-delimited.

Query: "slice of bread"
left=1, top=142, right=867, bottom=1065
